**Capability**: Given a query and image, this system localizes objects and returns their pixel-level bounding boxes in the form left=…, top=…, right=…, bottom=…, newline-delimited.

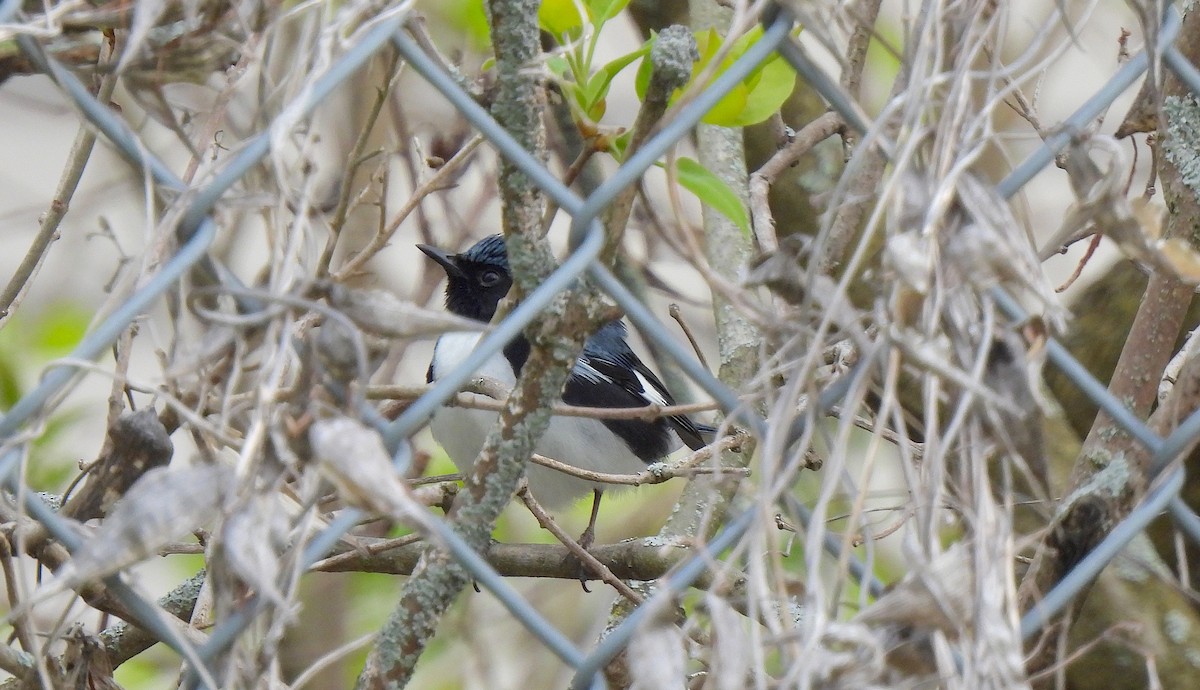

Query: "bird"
left=419, top=234, right=710, bottom=549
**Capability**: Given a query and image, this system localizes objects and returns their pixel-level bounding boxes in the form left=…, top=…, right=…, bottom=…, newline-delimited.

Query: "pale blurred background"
left=0, top=0, right=1155, bottom=686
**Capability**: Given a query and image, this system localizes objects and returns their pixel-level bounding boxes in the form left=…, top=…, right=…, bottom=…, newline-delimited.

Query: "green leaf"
left=587, top=97, right=607, bottom=121
left=546, top=55, right=571, bottom=78
left=637, top=28, right=745, bottom=125
left=728, top=24, right=764, bottom=59
left=588, top=0, right=631, bottom=24
left=563, top=81, right=589, bottom=117
left=693, top=27, right=725, bottom=72
left=539, top=0, right=586, bottom=39
left=580, top=42, right=651, bottom=117
left=608, top=129, right=633, bottom=160
left=675, top=157, right=750, bottom=236
left=728, top=55, right=796, bottom=126
left=700, top=84, right=750, bottom=126
left=636, top=25, right=799, bottom=127
left=633, top=40, right=652, bottom=98
left=595, top=43, right=652, bottom=95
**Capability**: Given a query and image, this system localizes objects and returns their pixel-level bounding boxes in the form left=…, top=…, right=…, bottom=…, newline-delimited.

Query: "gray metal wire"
left=996, top=6, right=1182, bottom=199
left=4, top=1, right=1200, bottom=688
left=1021, top=467, right=1187, bottom=639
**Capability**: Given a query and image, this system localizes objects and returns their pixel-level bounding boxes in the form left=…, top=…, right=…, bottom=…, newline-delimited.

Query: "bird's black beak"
left=417, top=244, right=466, bottom=279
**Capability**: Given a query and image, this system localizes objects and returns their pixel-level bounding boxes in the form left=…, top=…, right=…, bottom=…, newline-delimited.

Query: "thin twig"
left=669, top=303, right=711, bottom=372
left=332, top=135, right=484, bottom=281
left=0, top=537, right=37, bottom=670
left=825, top=406, right=924, bottom=457
left=308, top=534, right=424, bottom=572
left=753, top=111, right=846, bottom=185
left=529, top=434, right=745, bottom=485
left=539, top=142, right=601, bottom=235
left=292, top=632, right=377, bottom=690
left=313, top=537, right=721, bottom=586
left=1145, top=132, right=1160, bottom=200
left=839, top=0, right=885, bottom=100
left=0, top=37, right=121, bottom=327
left=367, top=382, right=719, bottom=420
left=1055, top=232, right=1102, bottom=293
left=318, top=48, right=404, bottom=277
left=596, top=24, right=698, bottom=263
left=746, top=113, right=844, bottom=262
left=179, top=35, right=261, bottom=184
left=157, top=542, right=207, bottom=556
left=515, top=481, right=645, bottom=604
left=1026, top=622, right=1143, bottom=684
left=849, top=505, right=913, bottom=547
left=405, top=16, right=480, bottom=98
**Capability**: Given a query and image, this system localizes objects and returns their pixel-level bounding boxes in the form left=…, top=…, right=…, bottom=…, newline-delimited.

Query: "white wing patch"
left=577, top=357, right=670, bottom=407
left=633, top=370, right=669, bottom=407
left=575, top=357, right=615, bottom=385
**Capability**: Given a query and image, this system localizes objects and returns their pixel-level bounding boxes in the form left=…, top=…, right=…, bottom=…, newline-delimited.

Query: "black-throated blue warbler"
left=420, top=234, right=709, bottom=547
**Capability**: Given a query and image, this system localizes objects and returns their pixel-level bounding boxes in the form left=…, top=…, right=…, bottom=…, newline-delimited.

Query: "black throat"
left=502, top=337, right=531, bottom=375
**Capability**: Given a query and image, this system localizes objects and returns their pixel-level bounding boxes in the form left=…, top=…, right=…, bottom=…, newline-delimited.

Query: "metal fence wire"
left=3, top=0, right=1200, bottom=688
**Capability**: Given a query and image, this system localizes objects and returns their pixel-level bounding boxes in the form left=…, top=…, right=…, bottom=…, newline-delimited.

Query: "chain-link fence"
left=2, top=0, right=1199, bottom=688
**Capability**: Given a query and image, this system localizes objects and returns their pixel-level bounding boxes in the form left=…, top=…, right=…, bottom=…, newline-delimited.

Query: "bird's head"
left=418, top=234, right=512, bottom=322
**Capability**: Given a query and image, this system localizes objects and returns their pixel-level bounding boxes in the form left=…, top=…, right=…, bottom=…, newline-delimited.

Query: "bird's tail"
left=673, top=419, right=722, bottom=451
left=695, top=422, right=719, bottom=446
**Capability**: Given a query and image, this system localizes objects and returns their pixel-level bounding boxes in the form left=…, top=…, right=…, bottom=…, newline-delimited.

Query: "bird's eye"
left=478, top=270, right=502, bottom=288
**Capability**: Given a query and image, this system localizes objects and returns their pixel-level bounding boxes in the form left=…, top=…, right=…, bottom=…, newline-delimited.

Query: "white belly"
left=428, top=332, right=651, bottom=507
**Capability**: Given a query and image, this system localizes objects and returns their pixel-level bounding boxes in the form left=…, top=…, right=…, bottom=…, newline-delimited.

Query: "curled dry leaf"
left=314, top=321, right=384, bottom=386
left=884, top=231, right=932, bottom=298
left=706, top=592, right=752, bottom=690
left=1114, top=70, right=1159, bottom=139
left=1045, top=136, right=1200, bottom=284
left=813, top=622, right=889, bottom=690
left=947, top=173, right=1067, bottom=329
left=64, top=408, right=174, bottom=522
left=308, top=416, right=421, bottom=523
left=627, top=613, right=687, bottom=690
left=59, top=622, right=122, bottom=690
left=856, top=543, right=974, bottom=634
left=54, top=464, right=232, bottom=591
left=325, top=284, right=487, bottom=339
left=217, top=493, right=291, bottom=606
left=117, top=0, right=174, bottom=75
left=885, top=172, right=1067, bottom=330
